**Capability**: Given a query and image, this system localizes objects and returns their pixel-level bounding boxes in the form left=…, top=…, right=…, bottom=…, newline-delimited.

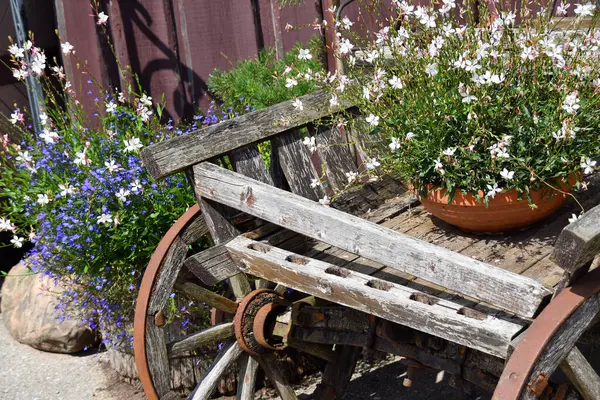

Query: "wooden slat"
left=272, top=130, right=325, bottom=201
left=320, top=345, right=362, bottom=397
left=553, top=204, right=600, bottom=278
left=312, top=125, right=357, bottom=191
left=195, top=162, right=551, bottom=318
left=237, top=354, right=259, bottom=400
left=226, top=236, right=526, bottom=358
left=560, top=347, right=600, bottom=400
left=141, top=90, right=351, bottom=179
left=175, top=282, right=238, bottom=314
left=257, top=353, right=298, bottom=400
left=230, top=145, right=274, bottom=186
left=189, top=340, right=244, bottom=400
left=184, top=245, right=239, bottom=287
left=167, top=323, right=235, bottom=358
left=146, top=317, right=171, bottom=397
left=148, top=236, right=189, bottom=314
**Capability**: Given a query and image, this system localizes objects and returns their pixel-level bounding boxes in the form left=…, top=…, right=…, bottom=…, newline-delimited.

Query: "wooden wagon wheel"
left=134, top=204, right=356, bottom=400
left=493, top=266, right=600, bottom=400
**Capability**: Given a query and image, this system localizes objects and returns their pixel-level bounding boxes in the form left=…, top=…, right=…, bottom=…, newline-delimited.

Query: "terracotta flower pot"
left=420, top=182, right=573, bottom=233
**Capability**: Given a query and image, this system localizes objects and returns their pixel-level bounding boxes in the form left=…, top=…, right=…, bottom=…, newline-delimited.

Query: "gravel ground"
left=0, top=313, right=145, bottom=400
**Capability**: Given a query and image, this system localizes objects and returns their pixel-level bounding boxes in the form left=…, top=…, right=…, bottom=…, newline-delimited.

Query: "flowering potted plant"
left=309, top=0, right=600, bottom=232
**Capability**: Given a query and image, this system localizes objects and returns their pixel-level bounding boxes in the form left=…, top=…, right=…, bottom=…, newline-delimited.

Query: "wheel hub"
left=233, top=289, right=289, bottom=356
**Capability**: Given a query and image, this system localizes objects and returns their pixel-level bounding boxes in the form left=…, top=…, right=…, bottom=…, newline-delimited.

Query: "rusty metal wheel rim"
left=133, top=204, right=202, bottom=400
left=493, top=267, right=600, bottom=399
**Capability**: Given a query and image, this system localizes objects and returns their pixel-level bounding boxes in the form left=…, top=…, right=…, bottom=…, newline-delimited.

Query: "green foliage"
left=208, top=39, right=324, bottom=113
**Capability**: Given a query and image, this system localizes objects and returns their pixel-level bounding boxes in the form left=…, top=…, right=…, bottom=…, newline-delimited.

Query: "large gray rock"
left=0, top=261, right=96, bottom=353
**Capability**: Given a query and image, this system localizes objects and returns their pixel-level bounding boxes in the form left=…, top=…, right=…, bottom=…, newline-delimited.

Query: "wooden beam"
left=195, top=162, right=551, bottom=318
left=226, top=236, right=525, bottom=358
left=553, top=204, right=600, bottom=279
left=560, top=347, right=600, bottom=400
left=141, top=91, right=351, bottom=179
left=189, top=340, right=244, bottom=400
left=167, top=322, right=234, bottom=358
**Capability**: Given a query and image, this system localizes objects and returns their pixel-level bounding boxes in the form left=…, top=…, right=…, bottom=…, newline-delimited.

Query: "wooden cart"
left=133, top=91, right=600, bottom=400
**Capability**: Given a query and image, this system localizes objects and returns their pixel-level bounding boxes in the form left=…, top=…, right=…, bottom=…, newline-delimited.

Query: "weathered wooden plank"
left=226, top=236, right=526, bottom=358
left=146, top=317, right=171, bottom=396
left=560, top=347, right=600, bottom=400
left=271, top=130, right=325, bottom=201
left=519, top=293, right=600, bottom=400
left=230, top=145, right=273, bottom=186
left=236, top=354, right=259, bottom=400
left=257, top=353, right=298, bottom=400
left=175, top=282, right=238, bottom=314
left=141, top=91, right=351, bottom=179
left=148, top=236, right=189, bottom=314
left=312, top=124, right=358, bottom=191
left=319, top=345, right=362, bottom=397
left=180, top=213, right=210, bottom=245
left=189, top=340, right=244, bottom=400
left=167, top=323, right=235, bottom=358
left=195, top=162, right=552, bottom=318
left=553, top=204, right=600, bottom=277
left=184, top=245, right=239, bottom=287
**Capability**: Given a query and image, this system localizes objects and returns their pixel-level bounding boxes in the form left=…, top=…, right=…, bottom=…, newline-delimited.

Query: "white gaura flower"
left=106, top=101, right=117, bottom=113
left=562, top=92, right=580, bottom=114
left=365, top=114, right=380, bottom=127
left=569, top=213, right=582, bottom=224
left=388, top=75, right=404, bottom=89
left=118, top=92, right=126, bottom=103
left=486, top=183, right=502, bottom=198
left=329, top=94, right=339, bottom=107
left=406, top=132, right=415, bottom=140
left=130, top=179, right=143, bottom=193
left=520, top=46, right=538, bottom=60
left=40, top=129, right=59, bottom=144
left=116, top=188, right=130, bottom=202
left=500, top=168, right=515, bottom=180
left=443, top=147, right=456, bottom=156
left=8, top=44, right=24, bottom=58
left=298, top=48, right=312, bottom=60
left=420, top=13, right=436, bottom=29
left=292, top=98, right=303, bottom=111
left=425, top=63, right=438, bottom=77
left=338, top=38, right=354, bottom=55
left=319, top=195, right=331, bottom=206
left=74, top=150, right=91, bottom=166
left=37, top=194, right=50, bottom=205
left=97, top=11, right=109, bottom=25
left=339, top=16, right=353, bottom=30
left=97, top=213, right=112, bottom=225
left=345, top=171, right=359, bottom=183
left=362, top=86, right=371, bottom=100
left=310, top=178, right=320, bottom=188
left=104, top=159, right=121, bottom=173
left=285, top=77, right=298, bottom=88
left=30, top=51, right=46, bottom=75
left=581, top=157, right=597, bottom=175
left=13, top=68, right=28, bottom=81
left=502, top=11, right=516, bottom=25
left=574, top=3, right=596, bottom=17
left=59, top=183, right=75, bottom=197
left=16, top=150, right=32, bottom=163
left=10, top=109, right=23, bottom=125
left=61, top=42, right=74, bottom=55
left=557, top=2, right=570, bottom=16
left=140, top=93, right=153, bottom=107
left=303, top=136, right=317, bottom=152
left=364, top=50, right=379, bottom=64
left=10, top=235, right=24, bottom=248
left=389, top=137, right=401, bottom=150
left=0, top=217, right=16, bottom=232
left=124, top=137, right=143, bottom=153
left=366, top=158, right=380, bottom=170
left=433, top=158, right=445, bottom=175
left=39, top=112, right=48, bottom=126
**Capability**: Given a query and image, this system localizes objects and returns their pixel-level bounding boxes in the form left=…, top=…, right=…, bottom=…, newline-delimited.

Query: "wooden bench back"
left=142, top=91, right=371, bottom=202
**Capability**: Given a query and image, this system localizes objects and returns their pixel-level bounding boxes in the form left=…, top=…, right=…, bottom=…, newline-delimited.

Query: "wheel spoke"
left=258, top=353, right=298, bottom=400
left=236, top=354, right=259, bottom=400
left=167, top=322, right=234, bottom=358
left=255, top=279, right=271, bottom=289
left=560, top=346, right=600, bottom=400
left=176, top=282, right=238, bottom=314
left=188, top=340, right=244, bottom=400
left=229, top=273, right=252, bottom=299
